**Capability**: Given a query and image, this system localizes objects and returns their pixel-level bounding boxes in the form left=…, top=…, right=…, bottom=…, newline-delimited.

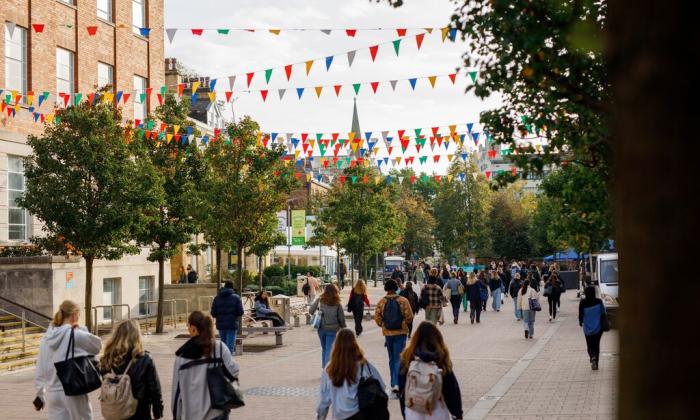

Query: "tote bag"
left=54, top=328, right=102, bottom=396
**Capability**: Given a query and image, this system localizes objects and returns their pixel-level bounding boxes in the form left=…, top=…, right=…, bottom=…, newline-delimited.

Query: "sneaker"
left=388, top=388, right=400, bottom=400
left=592, top=358, right=599, bottom=370
left=524, top=330, right=529, bottom=339
left=549, top=317, right=552, bottom=322
left=453, top=318, right=458, bottom=324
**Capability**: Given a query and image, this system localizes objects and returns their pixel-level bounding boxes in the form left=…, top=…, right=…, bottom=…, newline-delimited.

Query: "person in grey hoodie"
left=34, top=300, right=102, bottom=420
left=172, top=311, right=239, bottom=420
left=310, top=284, right=346, bottom=368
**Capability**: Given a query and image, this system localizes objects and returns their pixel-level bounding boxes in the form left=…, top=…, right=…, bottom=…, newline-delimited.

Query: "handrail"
left=91, top=304, right=131, bottom=334
left=0, top=307, right=48, bottom=331
left=198, top=295, right=215, bottom=311
left=0, top=295, right=52, bottom=321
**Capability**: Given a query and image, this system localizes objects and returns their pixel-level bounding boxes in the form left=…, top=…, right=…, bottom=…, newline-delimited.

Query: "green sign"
left=291, top=210, right=306, bottom=245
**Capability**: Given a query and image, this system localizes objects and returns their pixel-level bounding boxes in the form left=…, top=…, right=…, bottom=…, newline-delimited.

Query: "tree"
left=132, top=95, right=203, bottom=333
left=528, top=194, right=560, bottom=257
left=19, top=102, right=161, bottom=329
left=394, top=183, right=436, bottom=260
left=197, top=116, right=297, bottom=292
left=248, top=214, right=286, bottom=289
left=486, top=185, right=532, bottom=259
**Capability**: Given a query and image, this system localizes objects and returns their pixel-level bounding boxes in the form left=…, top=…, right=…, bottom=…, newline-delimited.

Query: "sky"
left=164, top=0, right=501, bottom=174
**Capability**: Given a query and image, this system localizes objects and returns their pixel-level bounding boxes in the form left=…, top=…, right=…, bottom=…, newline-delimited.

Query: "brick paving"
left=0, top=286, right=617, bottom=419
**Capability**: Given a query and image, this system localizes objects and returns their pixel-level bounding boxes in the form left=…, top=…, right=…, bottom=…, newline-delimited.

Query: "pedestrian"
left=530, top=264, right=541, bottom=291
left=430, top=267, right=444, bottom=289
left=254, top=291, right=285, bottom=326
left=99, top=320, right=164, bottom=420
left=459, top=271, right=469, bottom=313
left=579, top=286, right=609, bottom=370
left=414, top=264, right=425, bottom=285
left=305, top=272, right=321, bottom=305
left=444, top=272, right=463, bottom=324
left=489, top=270, right=503, bottom=312
left=399, top=281, right=421, bottom=338
left=544, top=273, right=563, bottom=321
left=316, top=328, right=388, bottom=420
left=398, top=322, right=463, bottom=420
left=338, top=261, right=348, bottom=289
left=374, top=279, right=414, bottom=399
left=419, top=275, right=445, bottom=325
left=478, top=271, right=489, bottom=312
left=509, top=273, right=523, bottom=321
left=440, top=265, right=450, bottom=284
left=518, top=279, right=540, bottom=339
left=391, top=266, right=405, bottom=287
left=423, top=264, right=431, bottom=284
left=466, top=273, right=485, bottom=324
left=311, top=284, right=347, bottom=368
left=178, top=266, right=187, bottom=284
left=186, top=264, right=198, bottom=284
left=172, top=311, right=239, bottom=420
left=347, top=279, right=370, bottom=336
left=34, top=300, right=102, bottom=419
left=210, top=281, right=245, bottom=354
left=510, top=262, right=520, bottom=281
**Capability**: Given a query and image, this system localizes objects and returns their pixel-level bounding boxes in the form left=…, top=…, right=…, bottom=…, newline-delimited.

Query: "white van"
left=383, top=256, right=405, bottom=280
left=582, top=252, right=618, bottom=312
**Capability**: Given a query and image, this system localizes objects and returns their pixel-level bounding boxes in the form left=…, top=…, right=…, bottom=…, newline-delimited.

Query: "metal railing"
left=141, top=299, right=189, bottom=332
left=198, top=295, right=215, bottom=311
left=0, top=296, right=52, bottom=353
left=0, top=307, right=48, bottom=352
left=91, top=304, right=131, bottom=334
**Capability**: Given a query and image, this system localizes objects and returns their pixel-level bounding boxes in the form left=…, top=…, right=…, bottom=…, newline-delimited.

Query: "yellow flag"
left=424, top=28, right=433, bottom=34
left=447, top=154, right=454, bottom=162
left=449, top=124, right=457, bottom=134
left=374, top=176, right=381, bottom=184
left=535, top=144, right=542, bottom=153
left=348, top=132, right=355, bottom=141
left=447, top=174, right=454, bottom=182
left=27, top=93, right=33, bottom=106
left=191, top=81, right=200, bottom=94
left=395, top=157, right=402, bottom=164
left=294, top=151, right=301, bottom=159
left=364, top=159, right=370, bottom=167
left=441, top=27, right=450, bottom=42
left=269, top=29, right=281, bottom=35
left=173, top=125, right=180, bottom=134
left=306, top=172, right=312, bottom=181
left=166, top=133, right=173, bottom=143
left=428, top=76, right=437, bottom=87
left=208, top=92, right=216, bottom=103
left=46, top=114, right=54, bottom=124
left=305, top=60, right=314, bottom=75
left=103, top=92, right=114, bottom=103
left=350, top=142, right=360, bottom=153
left=315, top=86, right=323, bottom=98
left=309, top=139, right=315, bottom=148
left=373, top=147, right=380, bottom=155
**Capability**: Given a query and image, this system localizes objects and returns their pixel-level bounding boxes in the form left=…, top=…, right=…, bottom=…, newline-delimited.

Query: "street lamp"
left=286, top=197, right=299, bottom=281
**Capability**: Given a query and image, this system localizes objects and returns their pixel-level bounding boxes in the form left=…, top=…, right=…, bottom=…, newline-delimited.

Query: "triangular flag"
left=166, top=28, right=177, bottom=43
left=441, top=27, right=450, bottom=42
left=468, top=71, right=478, bottom=83
left=370, top=82, right=379, bottom=93
left=284, top=64, right=292, bottom=80
left=278, top=89, right=286, bottom=100
left=333, top=85, right=342, bottom=96
left=246, top=72, right=254, bottom=87
left=415, top=33, right=425, bottom=49
left=428, top=76, right=437, bottom=88
left=408, top=78, right=417, bottom=90
left=347, top=50, right=356, bottom=67
left=191, top=29, right=204, bottom=36
left=86, top=26, right=98, bottom=36
left=207, top=92, right=216, bottom=103
left=396, top=28, right=407, bottom=37
left=369, top=45, right=379, bottom=61
left=321, top=29, right=331, bottom=35
left=346, top=29, right=357, bottom=37
left=392, top=39, right=401, bottom=56
left=390, top=80, right=398, bottom=91
left=191, top=80, right=200, bottom=94
left=139, top=27, right=151, bottom=37
left=269, top=29, right=281, bottom=35
left=305, top=60, right=314, bottom=75
left=228, top=75, right=236, bottom=90
left=122, top=92, right=130, bottom=104
left=424, top=28, right=434, bottom=34
left=296, top=87, right=305, bottom=99
left=449, top=28, right=457, bottom=41
left=32, top=23, right=45, bottom=33
left=448, top=73, right=456, bottom=84
left=217, top=29, right=230, bottom=35
left=265, top=69, right=273, bottom=84
left=353, top=83, right=361, bottom=95
left=325, top=56, right=334, bottom=71
left=178, top=83, right=185, bottom=97
left=225, top=91, right=233, bottom=102
left=314, top=86, right=323, bottom=98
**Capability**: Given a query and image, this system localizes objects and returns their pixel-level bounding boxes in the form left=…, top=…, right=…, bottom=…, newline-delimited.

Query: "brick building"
left=0, top=0, right=169, bottom=323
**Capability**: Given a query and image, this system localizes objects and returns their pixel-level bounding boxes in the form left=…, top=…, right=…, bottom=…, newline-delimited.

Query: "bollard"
left=294, top=315, right=300, bottom=327
left=305, top=313, right=311, bottom=325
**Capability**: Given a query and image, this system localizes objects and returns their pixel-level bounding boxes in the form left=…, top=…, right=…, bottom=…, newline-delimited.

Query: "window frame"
left=97, top=0, right=113, bottom=22
left=56, top=48, right=75, bottom=102
left=133, top=74, right=148, bottom=121
left=97, top=62, right=114, bottom=90
left=7, top=155, right=29, bottom=242
left=132, top=0, right=146, bottom=35
left=4, top=23, right=28, bottom=101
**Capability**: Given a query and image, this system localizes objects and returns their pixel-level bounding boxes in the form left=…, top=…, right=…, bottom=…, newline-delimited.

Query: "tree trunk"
left=156, top=255, right=165, bottom=334
left=258, top=255, right=264, bottom=290
left=351, top=254, right=355, bottom=286
left=237, top=241, right=244, bottom=294
left=84, top=255, right=94, bottom=332
left=215, top=246, right=222, bottom=291
left=609, top=3, right=698, bottom=418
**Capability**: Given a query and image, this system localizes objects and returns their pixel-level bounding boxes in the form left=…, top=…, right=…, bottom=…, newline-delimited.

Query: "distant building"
left=475, top=141, right=553, bottom=194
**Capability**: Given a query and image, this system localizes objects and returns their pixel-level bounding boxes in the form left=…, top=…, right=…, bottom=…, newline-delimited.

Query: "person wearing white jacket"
left=517, top=280, right=540, bottom=339
left=172, top=311, right=239, bottom=420
left=34, top=300, right=102, bottom=419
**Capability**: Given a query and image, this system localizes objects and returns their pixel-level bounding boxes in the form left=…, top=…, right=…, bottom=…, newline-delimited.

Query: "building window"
left=57, top=0, right=74, bottom=5
left=56, top=48, right=74, bottom=100
left=138, top=276, right=154, bottom=316
left=133, top=75, right=147, bottom=120
left=132, top=0, right=145, bottom=34
left=97, top=62, right=113, bottom=89
left=8, top=156, right=29, bottom=241
left=97, top=0, right=112, bottom=21
left=103, top=277, right=121, bottom=321
left=4, top=23, right=27, bottom=100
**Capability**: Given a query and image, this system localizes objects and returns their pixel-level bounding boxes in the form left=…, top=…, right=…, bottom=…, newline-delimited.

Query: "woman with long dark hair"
left=310, top=284, right=346, bottom=367
left=347, top=280, right=370, bottom=336
left=545, top=273, right=564, bottom=321
left=518, top=279, right=540, bottom=339
left=172, top=311, right=239, bottom=420
left=317, top=329, right=387, bottom=420
left=579, top=286, right=608, bottom=370
left=254, top=290, right=285, bottom=326
left=399, top=281, right=420, bottom=338
left=398, top=322, right=463, bottom=420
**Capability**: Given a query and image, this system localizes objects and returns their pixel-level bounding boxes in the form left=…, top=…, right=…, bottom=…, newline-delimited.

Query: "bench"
left=240, top=326, right=289, bottom=347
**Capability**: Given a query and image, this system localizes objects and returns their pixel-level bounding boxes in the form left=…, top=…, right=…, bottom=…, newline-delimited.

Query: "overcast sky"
left=164, top=0, right=500, bottom=174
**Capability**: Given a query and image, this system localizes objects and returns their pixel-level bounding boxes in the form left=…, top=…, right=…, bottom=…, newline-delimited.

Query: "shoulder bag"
left=601, top=304, right=611, bottom=332
left=54, top=328, right=102, bottom=396
left=357, top=363, right=390, bottom=419
left=528, top=297, right=542, bottom=312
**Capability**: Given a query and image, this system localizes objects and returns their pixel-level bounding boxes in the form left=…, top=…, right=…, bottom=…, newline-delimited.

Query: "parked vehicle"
left=383, top=256, right=405, bottom=280
left=581, top=253, right=619, bottom=315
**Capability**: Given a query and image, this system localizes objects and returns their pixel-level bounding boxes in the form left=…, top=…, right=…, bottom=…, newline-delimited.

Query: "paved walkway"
left=0, top=286, right=617, bottom=419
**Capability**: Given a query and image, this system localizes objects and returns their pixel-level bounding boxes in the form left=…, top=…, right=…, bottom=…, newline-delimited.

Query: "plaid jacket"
left=420, top=284, right=445, bottom=309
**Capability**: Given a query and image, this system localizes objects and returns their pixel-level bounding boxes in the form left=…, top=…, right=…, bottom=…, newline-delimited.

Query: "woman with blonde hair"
left=398, top=322, right=463, bottom=419
left=347, top=279, right=370, bottom=336
left=99, top=320, right=164, bottom=419
left=34, top=300, right=102, bottom=419
left=316, top=328, right=387, bottom=419
left=310, top=284, right=347, bottom=367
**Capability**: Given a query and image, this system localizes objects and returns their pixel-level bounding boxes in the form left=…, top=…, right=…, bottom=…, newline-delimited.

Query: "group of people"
left=176, top=264, right=199, bottom=284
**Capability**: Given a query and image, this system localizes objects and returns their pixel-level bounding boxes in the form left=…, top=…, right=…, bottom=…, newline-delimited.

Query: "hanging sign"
left=291, top=210, right=306, bottom=245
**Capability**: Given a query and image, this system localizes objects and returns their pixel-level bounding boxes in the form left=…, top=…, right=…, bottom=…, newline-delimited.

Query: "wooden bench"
left=240, top=326, right=289, bottom=347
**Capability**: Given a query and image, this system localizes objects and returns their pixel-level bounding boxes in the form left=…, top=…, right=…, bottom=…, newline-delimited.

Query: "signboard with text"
left=291, top=210, right=306, bottom=245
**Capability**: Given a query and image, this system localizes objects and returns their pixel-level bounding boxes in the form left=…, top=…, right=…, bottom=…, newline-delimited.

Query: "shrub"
left=263, top=264, right=286, bottom=278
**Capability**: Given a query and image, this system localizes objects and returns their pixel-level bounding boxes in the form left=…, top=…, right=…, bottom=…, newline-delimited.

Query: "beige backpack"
left=404, top=357, right=443, bottom=414
left=99, top=358, right=138, bottom=420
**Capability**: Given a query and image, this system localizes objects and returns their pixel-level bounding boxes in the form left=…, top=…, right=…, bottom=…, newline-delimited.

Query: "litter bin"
left=270, top=295, right=291, bottom=326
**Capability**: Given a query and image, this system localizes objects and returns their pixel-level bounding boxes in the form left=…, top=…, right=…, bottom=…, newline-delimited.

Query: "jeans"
left=514, top=297, right=522, bottom=320
left=548, top=297, right=560, bottom=319
left=385, top=335, right=407, bottom=388
left=352, top=306, right=364, bottom=336
left=318, top=329, right=338, bottom=368
left=469, top=299, right=481, bottom=323
left=492, top=289, right=502, bottom=311
left=585, top=330, right=603, bottom=361
left=522, top=310, right=535, bottom=337
left=449, top=295, right=462, bottom=320
left=218, top=329, right=237, bottom=354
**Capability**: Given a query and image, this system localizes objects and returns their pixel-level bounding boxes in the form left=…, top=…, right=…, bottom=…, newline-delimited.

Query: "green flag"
left=265, top=69, right=273, bottom=84
left=392, top=39, right=401, bottom=56
left=353, top=83, right=361, bottom=95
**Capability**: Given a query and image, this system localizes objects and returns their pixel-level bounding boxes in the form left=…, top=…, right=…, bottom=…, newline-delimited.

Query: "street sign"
left=291, top=210, right=306, bottom=245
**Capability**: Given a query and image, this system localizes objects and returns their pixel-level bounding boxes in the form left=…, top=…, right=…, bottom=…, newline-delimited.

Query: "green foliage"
left=528, top=194, right=561, bottom=257
left=393, top=180, right=436, bottom=260
left=0, top=245, right=43, bottom=258
left=263, top=264, right=321, bottom=279
left=486, top=185, right=532, bottom=259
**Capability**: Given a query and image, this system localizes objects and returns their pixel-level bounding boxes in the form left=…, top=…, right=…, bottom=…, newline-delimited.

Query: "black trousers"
left=260, top=313, right=284, bottom=327
left=449, top=295, right=462, bottom=319
left=352, top=306, right=364, bottom=336
left=548, top=297, right=560, bottom=318
left=469, top=299, right=481, bottom=322
left=585, top=331, right=603, bottom=360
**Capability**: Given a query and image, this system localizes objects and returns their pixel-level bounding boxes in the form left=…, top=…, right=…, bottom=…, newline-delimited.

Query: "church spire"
left=351, top=98, right=361, bottom=157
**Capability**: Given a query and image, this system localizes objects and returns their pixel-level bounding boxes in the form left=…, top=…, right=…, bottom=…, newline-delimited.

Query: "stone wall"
left=0, top=256, right=54, bottom=318
left=163, top=283, right=218, bottom=314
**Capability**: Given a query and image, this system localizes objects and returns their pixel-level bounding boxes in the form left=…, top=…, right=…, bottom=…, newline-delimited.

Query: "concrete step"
left=0, top=321, right=24, bottom=329
left=0, top=339, right=42, bottom=354
left=0, top=356, right=37, bottom=373
left=0, top=348, right=39, bottom=363
left=0, top=332, right=44, bottom=346
left=0, top=315, right=17, bottom=322
left=0, top=326, right=43, bottom=338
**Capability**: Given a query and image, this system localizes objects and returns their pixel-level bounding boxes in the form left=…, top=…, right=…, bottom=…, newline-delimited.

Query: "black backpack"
left=382, top=297, right=404, bottom=330
left=358, top=363, right=389, bottom=419
left=302, top=279, right=311, bottom=296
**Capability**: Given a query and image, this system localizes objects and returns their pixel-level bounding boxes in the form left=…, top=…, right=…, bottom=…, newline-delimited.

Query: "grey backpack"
left=99, top=358, right=138, bottom=420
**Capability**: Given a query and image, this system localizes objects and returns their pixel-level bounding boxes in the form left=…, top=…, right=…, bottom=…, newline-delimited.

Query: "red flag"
left=431, top=127, right=439, bottom=136
left=145, top=87, right=153, bottom=101
left=134, top=119, right=141, bottom=127
left=398, top=129, right=405, bottom=139
left=285, top=64, right=292, bottom=80
left=86, top=26, right=98, bottom=36
left=410, top=175, right=416, bottom=184
left=362, top=176, right=368, bottom=184
left=448, top=73, right=457, bottom=84
left=396, top=28, right=407, bottom=37
left=301, top=133, right=309, bottom=142
left=346, top=29, right=357, bottom=37
left=332, top=133, right=339, bottom=141
left=433, top=155, right=440, bottom=163
left=415, top=33, right=425, bottom=49
left=388, top=146, right=393, bottom=155
left=260, top=90, right=268, bottom=101
left=246, top=72, right=254, bottom=87
left=511, top=167, right=517, bottom=176
left=340, top=176, right=346, bottom=185
left=156, top=93, right=163, bottom=105
left=334, top=85, right=342, bottom=96
left=370, top=82, right=379, bottom=93
left=191, top=29, right=204, bottom=36
left=485, top=171, right=491, bottom=179
left=177, top=83, right=185, bottom=96
left=32, top=23, right=45, bottom=33
left=369, top=45, right=379, bottom=61
left=123, top=93, right=130, bottom=104
left=224, top=91, right=233, bottom=102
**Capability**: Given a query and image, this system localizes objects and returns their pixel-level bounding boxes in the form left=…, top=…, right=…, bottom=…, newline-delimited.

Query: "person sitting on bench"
left=254, top=291, right=285, bottom=327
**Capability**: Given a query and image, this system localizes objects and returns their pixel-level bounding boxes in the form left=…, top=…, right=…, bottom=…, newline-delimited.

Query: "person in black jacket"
left=399, top=321, right=463, bottom=419
left=99, top=320, right=164, bottom=420
left=509, top=273, right=523, bottom=321
left=210, top=281, right=245, bottom=354
left=544, top=273, right=564, bottom=321
left=399, top=281, right=420, bottom=338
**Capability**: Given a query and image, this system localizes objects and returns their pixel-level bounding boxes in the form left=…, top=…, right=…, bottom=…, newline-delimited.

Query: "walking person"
left=419, top=276, right=446, bottom=325
left=459, top=271, right=469, bottom=313
left=210, top=281, right=245, bottom=354
left=579, top=286, right=609, bottom=370
left=374, top=279, right=414, bottom=399
left=544, top=273, right=563, bottom=321
left=338, top=261, right=348, bottom=289
left=254, top=291, right=286, bottom=326
left=466, top=273, right=485, bottom=324
left=391, top=266, right=405, bottom=288
left=399, top=281, right=421, bottom=338
left=509, top=273, right=523, bottom=321
left=305, top=272, right=321, bottom=305
left=414, top=264, right=425, bottom=285
left=311, top=284, right=347, bottom=368
left=172, top=311, right=239, bottom=420
left=99, top=320, right=164, bottom=420
left=316, top=328, right=388, bottom=420
left=398, top=322, right=463, bottom=420
left=478, top=272, right=489, bottom=312
left=489, top=270, right=503, bottom=312
left=518, top=279, right=540, bottom=339
left=34, top=300, right=102, bottom=419
left=347, top=279, right=370, bottom=336
left=444, top=272, right=463, bottom=324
